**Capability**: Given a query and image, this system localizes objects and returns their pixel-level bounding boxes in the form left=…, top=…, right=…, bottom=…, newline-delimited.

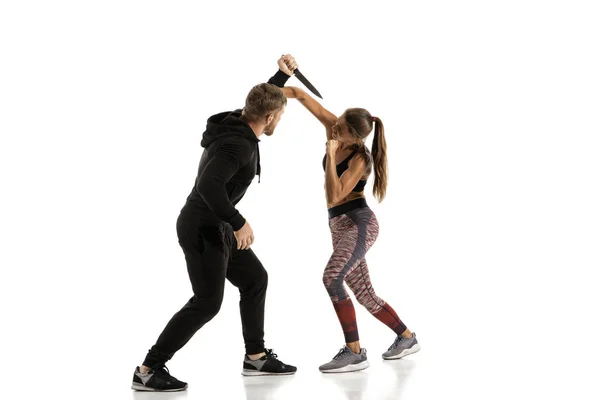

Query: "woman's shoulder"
left=352, top=147, right=372, bottom=178
left=352, top=146, right=372, bottom=163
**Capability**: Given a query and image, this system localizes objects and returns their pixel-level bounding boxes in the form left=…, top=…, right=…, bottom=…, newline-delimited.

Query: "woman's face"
left=331, top=113, right=356, bottom=144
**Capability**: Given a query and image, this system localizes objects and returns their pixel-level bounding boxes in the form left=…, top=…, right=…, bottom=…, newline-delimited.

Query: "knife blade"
left=294, top=68, right=323, bottom=99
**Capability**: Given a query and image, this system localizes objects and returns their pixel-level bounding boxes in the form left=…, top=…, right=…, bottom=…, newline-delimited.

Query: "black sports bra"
left=322, top=150, right=367, bottom=193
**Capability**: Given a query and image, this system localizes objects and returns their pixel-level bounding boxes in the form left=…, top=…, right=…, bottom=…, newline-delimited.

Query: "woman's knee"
left=322, top=267, right=338, bottom=289
left=324, top=273, right=345, bottom=299
left=322, top=270, right=329, bottom=287
left=356, top=289, right=383, bottom=313
left=355, top=290, right=372, bottom=307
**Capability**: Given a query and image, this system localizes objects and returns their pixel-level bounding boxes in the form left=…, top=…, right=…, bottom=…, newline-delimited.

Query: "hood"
left=200, top=109, right=259, bottom=148
left=200, top=109, right=262, bottom=183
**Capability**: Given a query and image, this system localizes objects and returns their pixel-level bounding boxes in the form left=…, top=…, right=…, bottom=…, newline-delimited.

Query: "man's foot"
left=242, top=349, right=297, bottom=376
left=319, top=346, right=369, bottom=373
left=382, top=332, right=421, bottom=360
left=131, top=365, right=188, bottom=391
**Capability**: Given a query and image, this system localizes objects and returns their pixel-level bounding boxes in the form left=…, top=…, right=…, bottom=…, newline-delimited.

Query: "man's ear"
left=266, top=113, right=274, bottom=125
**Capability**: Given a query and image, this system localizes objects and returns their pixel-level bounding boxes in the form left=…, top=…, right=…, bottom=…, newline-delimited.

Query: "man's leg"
left=226, top=247, right=267, bottom=356
left=133, top=220, right=230, bottom=391
left=226, top=246, right=297, bottom=376
left=142, top=241, right=228, bottom=367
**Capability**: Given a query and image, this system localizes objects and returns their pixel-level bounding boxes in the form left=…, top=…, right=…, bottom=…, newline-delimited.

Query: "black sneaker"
left=131, top=365, right=188, bottom=391
left=242, top=349, right=297, bottom=376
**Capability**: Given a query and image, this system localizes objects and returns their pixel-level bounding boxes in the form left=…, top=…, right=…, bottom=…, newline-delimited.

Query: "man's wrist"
left=268, top=69, right=291, bottom=87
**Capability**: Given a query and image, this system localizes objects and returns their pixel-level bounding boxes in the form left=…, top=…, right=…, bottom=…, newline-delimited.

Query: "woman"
left=282, top=86, right=420, bottom=373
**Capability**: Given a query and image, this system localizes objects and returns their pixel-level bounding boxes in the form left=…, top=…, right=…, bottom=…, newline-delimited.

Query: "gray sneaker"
left=382, top=332, right=421, bottom=360
left=319, top=346, right=369, bottom=373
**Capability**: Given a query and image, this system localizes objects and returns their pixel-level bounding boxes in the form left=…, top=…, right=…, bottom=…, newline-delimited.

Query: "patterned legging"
left=324, top=207, right=407, bottom=343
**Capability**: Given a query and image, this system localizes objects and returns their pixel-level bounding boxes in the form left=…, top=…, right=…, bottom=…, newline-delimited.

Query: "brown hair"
left=345, top=108, right=388, bottom=202
left=243, top=83, right=287, bottom=122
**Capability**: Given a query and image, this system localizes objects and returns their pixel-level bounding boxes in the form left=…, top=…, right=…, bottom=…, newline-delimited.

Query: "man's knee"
left=251, top=266, right=268, bottom=292
left=187, top=295, right=223, bottom=318
left=238, top=263, right=268, bottom=294
left=257, top=265, right=268, bottom=286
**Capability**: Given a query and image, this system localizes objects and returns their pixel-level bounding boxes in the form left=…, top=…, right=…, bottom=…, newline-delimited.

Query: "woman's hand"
left=278, top=54, right=298, bottom=76
left=326, top=139, right=341, bottom=156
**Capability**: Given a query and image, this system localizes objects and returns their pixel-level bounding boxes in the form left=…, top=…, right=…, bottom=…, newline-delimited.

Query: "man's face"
left=263, top=106, right=285, bottom=136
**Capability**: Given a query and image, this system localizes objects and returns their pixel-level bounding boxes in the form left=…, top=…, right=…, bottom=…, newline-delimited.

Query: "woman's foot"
left=319, top=346, right=369, bottom=373
left=382, top=332, right=420, bottom=360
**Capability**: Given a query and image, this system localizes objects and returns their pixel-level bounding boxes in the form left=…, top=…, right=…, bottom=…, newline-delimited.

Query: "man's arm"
left=268, top=70, right=291, bottom=87
left=196, top=139, right=252, bottom=231
left=276, top=55, right=337, bottom=133
left=232, top=55, right=296, bottom=114
left=267, top=54, right=297, bottom=87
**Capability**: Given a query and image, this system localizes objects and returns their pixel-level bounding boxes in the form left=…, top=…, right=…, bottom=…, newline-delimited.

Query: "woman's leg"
left=323, top=213, right=365, bottom=351
left=343, top=210, right=420, bottom=359
left=342, top=208, right=411, bottom=337
left=319, top=209, right=380, bottom=373
left=345, top=258, right=410, bottom=337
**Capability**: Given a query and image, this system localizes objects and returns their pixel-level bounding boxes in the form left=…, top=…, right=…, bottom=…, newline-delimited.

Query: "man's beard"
left=263, top=123, right=275, bottom=136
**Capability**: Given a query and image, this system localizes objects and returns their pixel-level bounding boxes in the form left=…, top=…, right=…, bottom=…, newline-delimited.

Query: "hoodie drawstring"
left=256, top=144, right=261, bottom=183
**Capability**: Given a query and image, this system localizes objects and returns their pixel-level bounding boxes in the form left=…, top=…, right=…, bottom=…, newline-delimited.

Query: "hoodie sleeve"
left=196, top=139, right=253, bottom=231
left=267, top=70, right=291, bottom=88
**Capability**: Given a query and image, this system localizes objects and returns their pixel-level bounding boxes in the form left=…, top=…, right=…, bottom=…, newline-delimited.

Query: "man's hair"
left=243, top=83, right=287, bottom=122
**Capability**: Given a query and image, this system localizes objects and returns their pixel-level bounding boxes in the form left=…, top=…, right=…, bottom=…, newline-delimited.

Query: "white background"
left=1, top=1, right=599, bottom=399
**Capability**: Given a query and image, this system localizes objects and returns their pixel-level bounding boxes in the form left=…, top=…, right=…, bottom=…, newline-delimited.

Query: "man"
left=132, top=55, right=298, bottom=392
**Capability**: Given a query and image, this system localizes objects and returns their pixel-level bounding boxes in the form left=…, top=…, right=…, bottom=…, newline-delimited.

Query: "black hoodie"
left=182, top=70, right=290, bottom=230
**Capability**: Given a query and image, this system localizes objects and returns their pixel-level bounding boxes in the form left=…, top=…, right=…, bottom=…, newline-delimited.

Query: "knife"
left=293, top=68, right=323, bottom=99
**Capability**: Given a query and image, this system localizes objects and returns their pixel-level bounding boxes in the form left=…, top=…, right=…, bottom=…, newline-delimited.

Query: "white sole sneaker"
left=320, top=360, right=370, bottom=374
left=131, top=382, right=187, bottom=392
left=241, top=369, right=296, bottom=376
left=382, top=343, right=421, bottom=360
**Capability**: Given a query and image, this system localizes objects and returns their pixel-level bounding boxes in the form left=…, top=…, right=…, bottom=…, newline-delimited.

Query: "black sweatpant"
left=143, top=209, right=268, bottom=368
